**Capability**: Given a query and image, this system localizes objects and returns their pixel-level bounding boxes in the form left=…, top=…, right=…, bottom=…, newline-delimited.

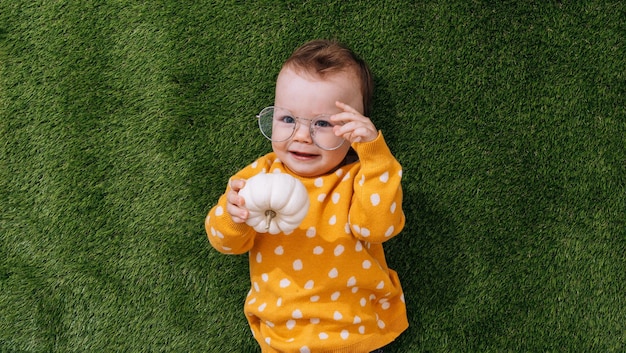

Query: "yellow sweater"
left=206, top=133, right=408, bottom=353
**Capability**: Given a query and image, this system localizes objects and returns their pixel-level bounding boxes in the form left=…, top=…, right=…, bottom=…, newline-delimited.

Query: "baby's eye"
left=314, top=119, right=333, bottom=128
left=279, top=115, right=296, bottom=124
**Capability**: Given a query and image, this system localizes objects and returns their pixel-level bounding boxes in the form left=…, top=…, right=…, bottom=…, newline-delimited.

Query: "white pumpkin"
left=238, top=172, right=310, bottom=234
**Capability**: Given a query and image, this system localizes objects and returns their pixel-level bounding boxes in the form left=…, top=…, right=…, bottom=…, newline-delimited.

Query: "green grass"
left=1, top=1, right=625, bottom=352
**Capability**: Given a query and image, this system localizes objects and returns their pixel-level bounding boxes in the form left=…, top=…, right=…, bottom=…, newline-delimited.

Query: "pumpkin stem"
left=264, top=210, right=276, bottom=231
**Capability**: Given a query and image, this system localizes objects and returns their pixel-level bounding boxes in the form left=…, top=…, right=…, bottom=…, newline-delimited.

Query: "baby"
left=206, top=39, right=407, bottom=353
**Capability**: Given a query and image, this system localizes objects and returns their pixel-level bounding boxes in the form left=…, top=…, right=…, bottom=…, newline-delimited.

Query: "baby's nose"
left=292, top=120, right=313, bottom=143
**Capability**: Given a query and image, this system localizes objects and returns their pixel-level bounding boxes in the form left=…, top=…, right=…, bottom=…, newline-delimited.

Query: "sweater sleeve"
left=348, top=131, right=405, bottom=243
left=205, top=156, right=271, bottom=254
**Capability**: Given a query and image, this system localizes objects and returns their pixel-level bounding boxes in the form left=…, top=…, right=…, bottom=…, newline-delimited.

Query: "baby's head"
left=270, top=40, right=373, bottom=177
left=280, top=39, right=373, bottom=116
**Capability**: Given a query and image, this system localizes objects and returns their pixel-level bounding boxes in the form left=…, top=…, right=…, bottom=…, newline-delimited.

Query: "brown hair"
left=282, top=39, right=374, bottom=116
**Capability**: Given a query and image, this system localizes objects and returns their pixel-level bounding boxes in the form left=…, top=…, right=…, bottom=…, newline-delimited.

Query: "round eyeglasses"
left=256, top=106, right=346, bottom=151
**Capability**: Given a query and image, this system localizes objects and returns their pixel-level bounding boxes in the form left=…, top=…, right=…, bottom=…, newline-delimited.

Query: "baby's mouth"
left=290, top=151, right=318, bottom=158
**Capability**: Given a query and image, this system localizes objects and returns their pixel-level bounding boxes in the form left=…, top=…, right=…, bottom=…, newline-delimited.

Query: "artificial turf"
left=1, top=1, right=625, bottom=352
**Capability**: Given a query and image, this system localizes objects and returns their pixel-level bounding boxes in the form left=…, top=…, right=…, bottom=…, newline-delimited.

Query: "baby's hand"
left=331, top=101, right=378, bottom=144
left=226, top=179, right=249, bottom=223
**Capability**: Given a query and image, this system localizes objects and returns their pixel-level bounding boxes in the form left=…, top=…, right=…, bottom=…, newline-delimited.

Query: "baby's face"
left=272, top=67, right=364, bottom=177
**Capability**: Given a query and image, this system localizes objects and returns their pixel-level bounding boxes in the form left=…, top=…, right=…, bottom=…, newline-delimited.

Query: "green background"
left=1, top=1, right=624, bottom=352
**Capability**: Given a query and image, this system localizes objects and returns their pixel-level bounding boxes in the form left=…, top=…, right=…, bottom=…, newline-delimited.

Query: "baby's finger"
left=335, top=101, right=360, bottom=114
left=331, top=106, right=363, bottom=124
left=331, top=111, right=360, bottom=124
left=226, top=202, right=249, bottom=223
left=229, top=178, right=246, bottom=192
left=334, top=122, right=377, bottom=143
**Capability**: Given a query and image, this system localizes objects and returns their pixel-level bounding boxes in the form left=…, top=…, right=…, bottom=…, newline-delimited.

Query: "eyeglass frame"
left=256, top=106, right=346, bottom=151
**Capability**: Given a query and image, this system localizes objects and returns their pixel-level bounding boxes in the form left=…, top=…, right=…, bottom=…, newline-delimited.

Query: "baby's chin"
left=283, top=163, right=325, bottom=178
left=286, top=160, right=350, bottom=178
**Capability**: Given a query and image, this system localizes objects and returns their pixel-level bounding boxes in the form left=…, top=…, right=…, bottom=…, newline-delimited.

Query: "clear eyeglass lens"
left=257, top=107, right=344, bottom=150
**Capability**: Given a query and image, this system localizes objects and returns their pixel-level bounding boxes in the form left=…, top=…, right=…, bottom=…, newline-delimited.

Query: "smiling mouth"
left=290, top=151, right=318, bottom=158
